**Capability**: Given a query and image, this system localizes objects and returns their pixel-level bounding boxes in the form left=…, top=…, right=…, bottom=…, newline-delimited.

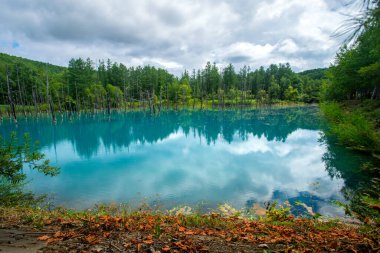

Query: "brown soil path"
left=0, top=229, right=46, bottom=253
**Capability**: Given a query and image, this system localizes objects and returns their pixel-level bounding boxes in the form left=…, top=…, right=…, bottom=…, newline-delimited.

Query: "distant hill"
left=298, top=68, right=329, bottom=80
left=0, top=53, right=66, bottom=74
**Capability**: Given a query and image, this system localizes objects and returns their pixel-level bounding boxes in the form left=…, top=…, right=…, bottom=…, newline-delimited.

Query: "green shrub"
left=320, top=102, right=379, bottom=152
left=0, top=132, right=59, bottom=207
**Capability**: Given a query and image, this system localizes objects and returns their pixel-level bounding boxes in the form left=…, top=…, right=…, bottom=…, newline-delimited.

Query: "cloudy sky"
left=0, top=0, right=355, bottom=74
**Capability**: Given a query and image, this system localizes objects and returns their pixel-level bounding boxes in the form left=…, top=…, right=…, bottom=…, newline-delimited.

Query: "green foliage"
left=320, top=102, right=379, bottom=152
left=106, top=84, right=123, bottom=107
left=256, top=89, right=268, bottom=104
left=284, top=85, right=299, bottom=101
left=178, top=79, right=192, bottom=103
left=0, top=52, right=324, bottom=111
left=265, top=201, right=291, bottom=222
left=268, top=77, right=281, bottom=101
left=178, top=213, right=229, bottom=229
left=85, top=84, right=106, bottom=108
left=327, top=1, right=380, bottom=100
left=298, top=68, right=328, bottom=80
left=0, top=132, right=59, bottom=207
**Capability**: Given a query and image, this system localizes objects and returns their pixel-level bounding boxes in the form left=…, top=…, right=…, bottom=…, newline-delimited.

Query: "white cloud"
left=0, top=0, right=351, bottom=73
left=223, top=42, right=275, bottom=60
left=277, top=39, right=299, bottom=54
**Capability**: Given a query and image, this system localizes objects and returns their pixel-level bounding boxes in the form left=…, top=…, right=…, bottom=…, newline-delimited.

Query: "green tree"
left=268, top=76, right=281, bottom=101
left=0, top=133, right=59, bottom=206
left=328, top=0, right=380, bottom=100
left=178, top=78, right=192, bottom=102
left=106, top=84, right=123, bottom=107
left=85, top=84, right=107, bottom=109
left=284, top=85, right=299, bottom=101
left=256, top=89, right=268, bottom=104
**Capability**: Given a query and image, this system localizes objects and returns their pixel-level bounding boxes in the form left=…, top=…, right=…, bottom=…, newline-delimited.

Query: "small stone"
left=258, top=244, right=269, bottom=249
left=91, top=245, right=103, bottom=252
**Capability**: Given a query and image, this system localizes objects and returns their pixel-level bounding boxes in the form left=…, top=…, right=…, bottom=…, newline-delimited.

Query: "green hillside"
left=0, top=53, right=66, bottom=74
left=298, top=68, right=328, bottom=80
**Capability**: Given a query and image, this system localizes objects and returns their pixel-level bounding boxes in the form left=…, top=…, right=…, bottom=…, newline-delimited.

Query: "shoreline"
left=0, top=206, right=378, bottom=253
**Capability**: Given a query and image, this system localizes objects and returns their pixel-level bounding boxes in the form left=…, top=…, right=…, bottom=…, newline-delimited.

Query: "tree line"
left=0, top=53, right=323, bottom=121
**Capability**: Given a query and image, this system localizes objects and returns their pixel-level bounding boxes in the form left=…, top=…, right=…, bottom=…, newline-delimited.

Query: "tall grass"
left=320, top=102, right=379, bottom=153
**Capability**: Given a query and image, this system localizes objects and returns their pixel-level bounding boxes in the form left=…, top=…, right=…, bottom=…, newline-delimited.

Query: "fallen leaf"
left=178, top=227, right=186, bottom=232
left=54, top=231, right=64, bottom=238
left=197, top=245, right=210, bottom=252
left=37, top=235, right=50, bottom=241
left=47, top=238, right=60, bottom=244
left=44, top=219, right=53, bottom=225
left=162, top=246, right=171, bottom=252
left=143, top=239, right=154, bottom=244
left=137, top=243, right=141, bottom=252
left=85, top=235, right=99, bottom=245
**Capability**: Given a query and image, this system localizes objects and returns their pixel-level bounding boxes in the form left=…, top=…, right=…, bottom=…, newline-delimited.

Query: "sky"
left=0, top=0, right=356, bottom=75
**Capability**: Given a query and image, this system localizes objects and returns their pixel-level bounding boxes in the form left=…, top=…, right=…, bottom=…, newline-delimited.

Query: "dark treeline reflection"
left=1, top=106, right=320, bottom=159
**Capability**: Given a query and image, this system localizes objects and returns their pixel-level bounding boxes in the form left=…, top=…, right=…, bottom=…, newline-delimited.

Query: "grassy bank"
left=320, top=100, right=380, bottom=227
left=1, top=205, right=379, bottom=252
left=320, top=100, right=380, bottom=155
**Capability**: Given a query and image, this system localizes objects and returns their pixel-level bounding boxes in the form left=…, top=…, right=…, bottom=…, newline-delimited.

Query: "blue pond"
left=0, top=107, right=369, bottom=216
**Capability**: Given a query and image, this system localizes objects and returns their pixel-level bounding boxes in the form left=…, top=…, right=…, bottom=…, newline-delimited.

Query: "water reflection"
left=0, top=107, right=368, bottom=216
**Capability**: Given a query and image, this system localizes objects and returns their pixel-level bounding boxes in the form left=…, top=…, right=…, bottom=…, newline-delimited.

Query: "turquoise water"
left=0, top=107, right=370, bottom=216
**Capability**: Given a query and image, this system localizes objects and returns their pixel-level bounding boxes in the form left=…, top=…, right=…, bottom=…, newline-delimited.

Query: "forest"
left=0, top=52, right=324, bottom=121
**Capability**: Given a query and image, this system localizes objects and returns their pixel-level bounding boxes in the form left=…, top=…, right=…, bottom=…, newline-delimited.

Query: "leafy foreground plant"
left=0, top=132, right=59, bottom=207
left=0, top=205, right=379, bottom=253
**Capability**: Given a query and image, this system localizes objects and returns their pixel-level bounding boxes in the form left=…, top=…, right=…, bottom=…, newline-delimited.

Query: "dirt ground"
left=0, top=229, right=47, bottom=253
left=0, top=227, right=282, bottom=253
left=0, top=208, right=378, bottom=253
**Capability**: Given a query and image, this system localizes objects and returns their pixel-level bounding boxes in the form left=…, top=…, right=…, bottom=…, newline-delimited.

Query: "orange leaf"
left=184, top=231, right=194, bottom=235
left=37, top=235, right=50, bottom=241
left=44, top=219, right=53, bottom=225
left=54, top=231, right=64, bottom=238
left=143, top=239, right=154, bottom=244
left=162, top=246, right=171, bottom=252
left=85, top=235, right=99, bottom=245
left=197, top=246, right=210, bottom=252
left=137, top=243, right=141, bottom=252
left=47, top=238, right=60, bottom=244
left=178, top=226, right=186, bottom=232
left=103, top=232, right=111, bottom=238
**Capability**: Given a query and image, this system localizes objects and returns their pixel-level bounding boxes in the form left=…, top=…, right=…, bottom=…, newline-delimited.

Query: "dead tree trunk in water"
left=74, top=81, right=80, bottom=113
left=147, top=91, right=152, bottom=114
left=123, top=82, right=127, bottom=112
left=106, top=93, right=111, bottom=116
left=6, top=68, right=17, bottom=122
left=16, top=66, right=26, bottom=117
left=46, top=72, right=56, bottom=123
left=175, top=91, right=178, bottom=110
left=158, top=89, right=162, bottom=113
left=32, top=87, right=39, bottom=116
